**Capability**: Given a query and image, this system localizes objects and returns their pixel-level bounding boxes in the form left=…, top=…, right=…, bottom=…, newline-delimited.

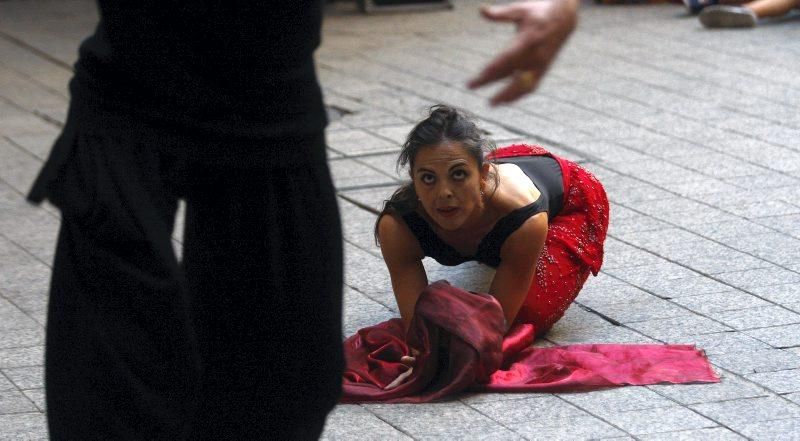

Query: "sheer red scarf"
left=342, top=282, right=718, bottom=403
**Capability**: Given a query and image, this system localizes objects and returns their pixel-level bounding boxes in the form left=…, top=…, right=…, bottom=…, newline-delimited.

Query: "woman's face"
left=412, top=141, right=488, bottom=232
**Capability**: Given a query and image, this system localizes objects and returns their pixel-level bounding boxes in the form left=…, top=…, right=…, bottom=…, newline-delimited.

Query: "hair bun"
left=428, top=104, right=459, bottom=124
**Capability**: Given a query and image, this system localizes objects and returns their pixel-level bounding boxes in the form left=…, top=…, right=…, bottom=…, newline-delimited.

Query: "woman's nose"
left=438, top=185, right=454, bottom=199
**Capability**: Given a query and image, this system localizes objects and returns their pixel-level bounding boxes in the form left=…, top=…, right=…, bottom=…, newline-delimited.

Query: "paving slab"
left=603, top=262, right=701, bottom=287
left=21, top=388, right=45, bottom=412
left=736, top=418, right=800, bottom=441
left=710, top=306, right=800, bottom=331
left=507, top=415, right=625, bottom=440
left=649, top=371, right=769, bottom=405
left=546, top=323, right=655, bottom=345
left=0, top=412, right=48, bottom=440
left=639, top=276, right=742, bottom=299
left=0, top=388, right=38, bottom=413
left=748, top=283, right=800, bottom=306
left=0, top=346, right=43, bottom=370
left=559, top=387, right=673, bottom=415
left=639, top=427, right=746, bottom=440
left=0, top=328, right=44, bottom=350
left=671, top=291, right=772, bottom=316
left=744, top=369, right=800, bottom=395
left=467, top=395, right=588, bottom=425
left=576, top=283, right=661, bottom=309
left=363, top=402, right=502, bottom=437
left=596, top=405, right=717, bottom=436
left=0, top=374, right=15, bottom=392
left=711, top=348, right=800, bottom=376
left=342, top=287, right=396, bottom=337
left=690, top=396, right=800, bottom=433
left=320, top=405, right=412, bottom=440
left=746, top=324, right=800, bottom=349
left=1, top=365, right=43, bottom=391
left=671, top=332, right=771, bottom=356
left=589, top=298, right=690, bottom=324
left=626, top=314, right=732, bottom=342
left=714, top=267, right=800, bottom=290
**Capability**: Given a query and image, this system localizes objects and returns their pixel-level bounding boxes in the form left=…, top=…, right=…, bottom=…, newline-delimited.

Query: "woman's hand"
left=468, top=0, right=579, bottom=106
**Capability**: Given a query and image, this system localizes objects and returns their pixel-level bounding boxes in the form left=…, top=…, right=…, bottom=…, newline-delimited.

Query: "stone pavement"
left=0, top=0, right=799, bottom=439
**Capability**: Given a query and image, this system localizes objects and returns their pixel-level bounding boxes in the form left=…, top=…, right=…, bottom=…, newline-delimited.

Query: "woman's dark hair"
left=374, top=104, right=496, bottom=244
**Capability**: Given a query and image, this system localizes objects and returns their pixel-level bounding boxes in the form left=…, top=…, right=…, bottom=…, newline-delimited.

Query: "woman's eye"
left=452, top=169, right=467, bottom=180
left=420, top=174, right=435, bottom=184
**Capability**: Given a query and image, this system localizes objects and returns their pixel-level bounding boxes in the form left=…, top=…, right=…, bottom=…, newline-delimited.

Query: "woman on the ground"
left=375, top=105, right=609, bottom=338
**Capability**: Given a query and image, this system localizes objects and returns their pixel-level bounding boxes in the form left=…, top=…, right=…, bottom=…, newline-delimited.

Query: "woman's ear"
left=481, top=162, right=491, bottom=180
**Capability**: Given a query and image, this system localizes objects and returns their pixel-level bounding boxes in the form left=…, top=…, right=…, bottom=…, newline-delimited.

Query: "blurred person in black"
left=28, top=1, right=578, bottom=439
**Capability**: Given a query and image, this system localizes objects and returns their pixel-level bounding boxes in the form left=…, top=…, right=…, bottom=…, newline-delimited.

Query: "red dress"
left=487, top=144, right=610, bottom=335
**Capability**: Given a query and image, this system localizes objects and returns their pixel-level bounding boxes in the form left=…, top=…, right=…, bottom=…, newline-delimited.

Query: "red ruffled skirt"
left=488, top=144, right=610, bottom=336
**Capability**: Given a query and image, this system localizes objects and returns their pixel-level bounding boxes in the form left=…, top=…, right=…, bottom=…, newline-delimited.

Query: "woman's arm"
left=489, top=212, right=549, bottom=327
left=377, top=213, right=429, bottom=331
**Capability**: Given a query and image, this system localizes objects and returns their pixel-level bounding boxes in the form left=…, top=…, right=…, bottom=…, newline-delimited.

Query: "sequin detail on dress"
left=489, top=145, right=609, bottom=335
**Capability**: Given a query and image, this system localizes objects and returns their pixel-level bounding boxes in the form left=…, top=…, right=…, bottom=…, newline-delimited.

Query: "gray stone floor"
left=1, top=0, right=799, bottom=439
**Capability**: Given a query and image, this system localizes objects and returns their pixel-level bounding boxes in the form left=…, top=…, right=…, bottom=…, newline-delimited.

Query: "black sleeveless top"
left=402, top=155, right=564, bottom=268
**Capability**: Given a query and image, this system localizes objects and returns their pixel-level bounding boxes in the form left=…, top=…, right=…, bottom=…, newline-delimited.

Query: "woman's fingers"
left=400, top=347, right=421, bottom=367
left=479, top=3, right=528, bottom=22
left=467, top=38, right=529, bottom=90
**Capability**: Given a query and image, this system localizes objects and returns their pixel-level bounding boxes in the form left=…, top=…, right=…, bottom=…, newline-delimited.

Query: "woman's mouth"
left=436, top=206, right=459, bottom=218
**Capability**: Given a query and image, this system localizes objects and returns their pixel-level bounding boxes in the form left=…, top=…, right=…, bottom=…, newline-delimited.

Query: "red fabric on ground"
left=341, top=282, right=719, bottom=403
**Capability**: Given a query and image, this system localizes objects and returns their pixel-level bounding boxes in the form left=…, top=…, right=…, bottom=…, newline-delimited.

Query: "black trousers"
left=30, top=103, right=344, bottom=440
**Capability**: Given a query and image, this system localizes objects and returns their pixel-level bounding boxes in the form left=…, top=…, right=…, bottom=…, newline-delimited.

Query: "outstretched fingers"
left=479, top=3, right=529, bottom=22
left=468, top=37, right=529, bottom=90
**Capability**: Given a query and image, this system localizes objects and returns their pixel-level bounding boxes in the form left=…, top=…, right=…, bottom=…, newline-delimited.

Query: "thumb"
left=480, top=3, right=527, bottom=22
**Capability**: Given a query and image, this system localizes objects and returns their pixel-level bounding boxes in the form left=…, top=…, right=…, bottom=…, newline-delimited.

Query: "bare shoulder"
left=377, top=213, right=425, bottom=263
left=492, top=163, right=541, bottom=212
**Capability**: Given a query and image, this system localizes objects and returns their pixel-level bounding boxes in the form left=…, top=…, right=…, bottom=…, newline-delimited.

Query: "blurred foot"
left=683, top=0, right=719, bottom=14
left=699, top=5, right=758, bottom=27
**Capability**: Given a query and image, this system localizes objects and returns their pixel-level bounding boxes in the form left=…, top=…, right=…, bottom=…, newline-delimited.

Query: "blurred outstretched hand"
left=468, top=0, right=579, bottom=106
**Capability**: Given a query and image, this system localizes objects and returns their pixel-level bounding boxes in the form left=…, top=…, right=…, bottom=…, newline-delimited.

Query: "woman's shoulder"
left=377, top=212, right=425, bottom=262
left=489, top=163, right=542, bottom=215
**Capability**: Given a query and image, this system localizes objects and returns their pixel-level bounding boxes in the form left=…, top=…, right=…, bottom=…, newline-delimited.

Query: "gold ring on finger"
left=516, top=70, right=536, bottom=90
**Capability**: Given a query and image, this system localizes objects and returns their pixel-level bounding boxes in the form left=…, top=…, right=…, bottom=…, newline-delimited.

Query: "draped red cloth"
left=341, top=281, right=719, bottom=403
